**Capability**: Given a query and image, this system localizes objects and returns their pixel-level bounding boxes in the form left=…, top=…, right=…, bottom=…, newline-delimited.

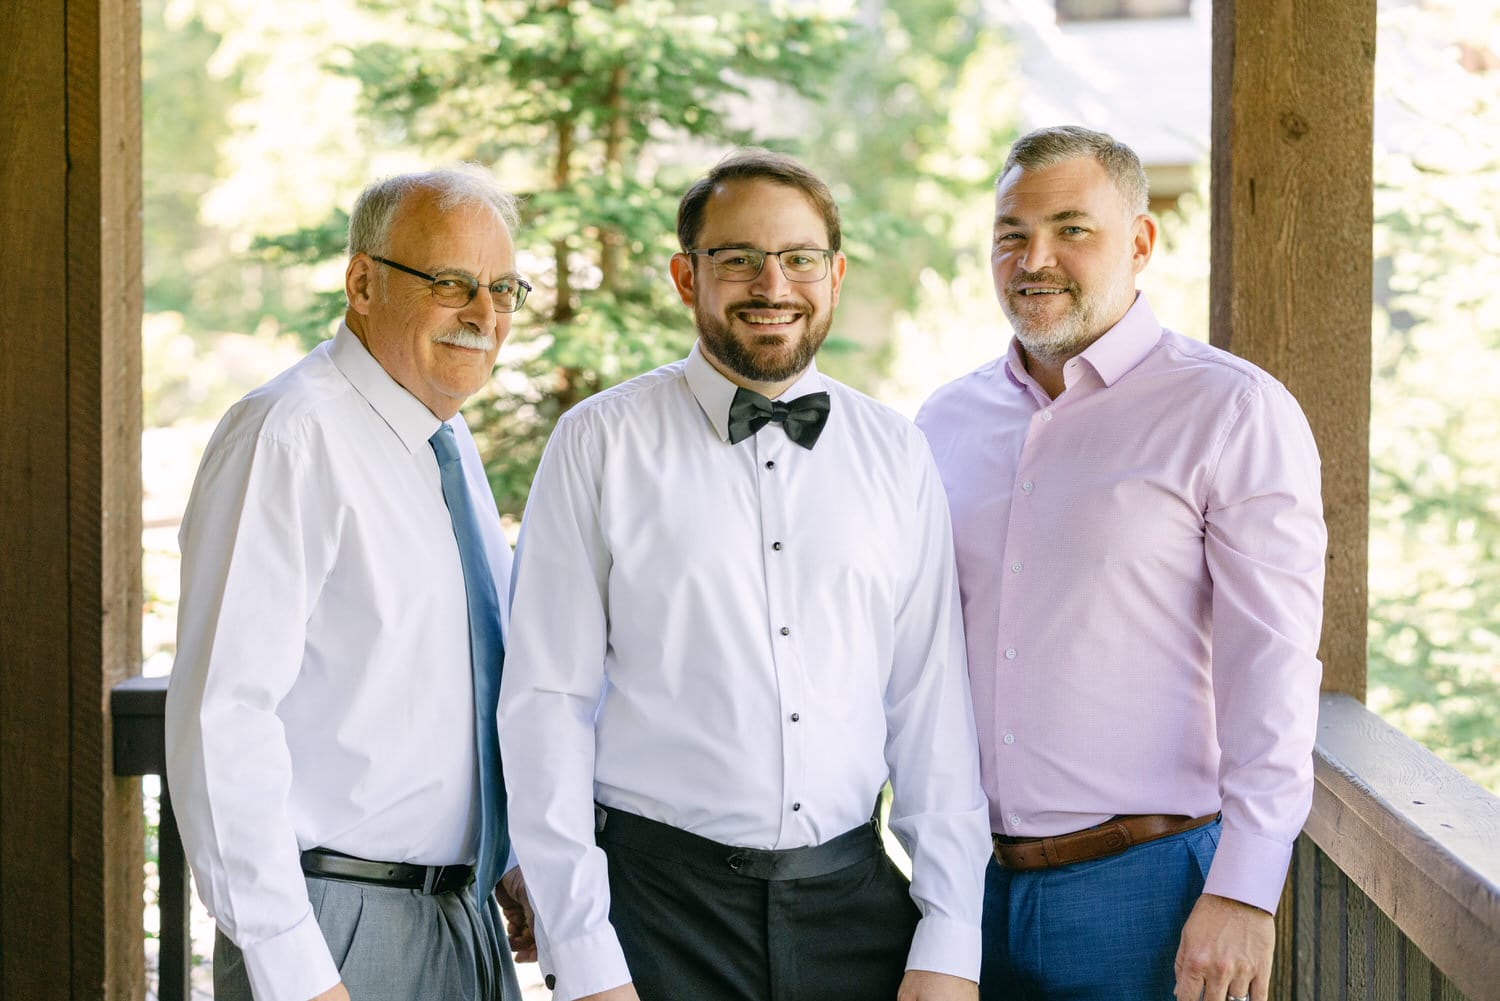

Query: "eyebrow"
left=701, top=241, right=827, bottom=251
left=995, top=209, right=1095, bottom=226
left=434, top=266, right=524, bottom=282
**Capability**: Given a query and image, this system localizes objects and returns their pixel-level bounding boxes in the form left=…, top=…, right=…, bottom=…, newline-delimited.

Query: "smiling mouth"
left=1015, top=287, right=1070, bottom=297
left=739, top=311, right=801, bottom=325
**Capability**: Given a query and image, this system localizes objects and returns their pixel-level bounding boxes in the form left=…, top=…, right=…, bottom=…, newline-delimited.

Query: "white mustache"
left=433, top=329, right=494, bottom=350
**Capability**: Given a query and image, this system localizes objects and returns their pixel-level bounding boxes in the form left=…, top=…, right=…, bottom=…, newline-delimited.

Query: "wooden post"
left=1210, top=0, right=1375, bottom=701
left=0, top=0, right=145, bottom=998
left=1213, top=3, right=1376, bottom=997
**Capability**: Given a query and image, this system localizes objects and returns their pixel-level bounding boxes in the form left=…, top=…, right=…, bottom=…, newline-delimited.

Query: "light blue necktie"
left=430, top=423, right=508, bottom=905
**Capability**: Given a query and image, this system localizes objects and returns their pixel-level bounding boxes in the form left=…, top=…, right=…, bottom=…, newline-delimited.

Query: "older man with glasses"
left=498, top=147, right=990, bottom=1001
left=167, top=165, right=529, bottom=1001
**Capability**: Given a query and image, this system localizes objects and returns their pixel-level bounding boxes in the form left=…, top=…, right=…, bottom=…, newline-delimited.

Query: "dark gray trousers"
left=603, top=822, right=920, bottom=1001
left=213, top=875, right=520, bottom=1001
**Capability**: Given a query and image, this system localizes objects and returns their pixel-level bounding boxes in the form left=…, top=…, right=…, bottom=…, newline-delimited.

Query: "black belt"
left=300, top=847, right=474, bottom=894
left=595, top=804, right=882, bottom=880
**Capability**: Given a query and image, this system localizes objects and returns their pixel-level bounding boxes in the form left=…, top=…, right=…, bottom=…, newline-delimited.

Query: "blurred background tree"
left=1366, top=0, right=1500, bottom=790
left=140, top=0, right=1499, bottom=792
left=245, top=0, right=1015, bottom=514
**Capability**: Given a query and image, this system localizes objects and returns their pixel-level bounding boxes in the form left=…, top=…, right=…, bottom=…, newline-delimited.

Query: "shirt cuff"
left=906, top=913, right=982, bottom=983
left=240, top=907, right=341, bottom=1001
left=546, top=926, right=633, bottom=1001
left=1202, top=826, right=1295, bottom=914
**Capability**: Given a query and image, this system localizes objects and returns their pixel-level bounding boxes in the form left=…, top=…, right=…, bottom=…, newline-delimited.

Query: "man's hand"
left=308, top=984, right=350, bottom=1001
left=577, top=985, right=641, bottom=1001
left=1174, top=893, right=1274, bottom=1001
left=897, top=970, right=979, bottom=1001
left=495, top=866, right=537, bottom=962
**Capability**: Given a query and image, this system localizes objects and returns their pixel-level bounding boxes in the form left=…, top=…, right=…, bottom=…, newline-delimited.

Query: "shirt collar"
left=330, top=322, right=446, bottom=454
left=685, top=341, right=826, bottom=442
left=1003, top=292, right=1162, bottom=391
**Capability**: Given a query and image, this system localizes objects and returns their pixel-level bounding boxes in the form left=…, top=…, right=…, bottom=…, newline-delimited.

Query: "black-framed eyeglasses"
left=371, top=255, right=531, bottom=313
left=686, top=247, right=834, bottom=283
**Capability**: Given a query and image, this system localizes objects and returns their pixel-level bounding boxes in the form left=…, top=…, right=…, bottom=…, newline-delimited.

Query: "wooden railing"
left=1280, top=694, right=1500, bottom=1001
left=109, top=683, right=1500, bottom=1000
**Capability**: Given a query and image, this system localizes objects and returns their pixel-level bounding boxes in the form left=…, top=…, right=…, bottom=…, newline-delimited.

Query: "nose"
left=1020, top=234, right=1056, bottom=273
left=746, top=253, right=793, bottom=300
left=456, top=286, right=499, bottom=337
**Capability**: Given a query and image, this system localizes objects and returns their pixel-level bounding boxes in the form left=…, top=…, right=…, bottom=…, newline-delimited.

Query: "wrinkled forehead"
left=995, top=157, right=1131, bottom=221
left=389, top=192, right=514, bottom=262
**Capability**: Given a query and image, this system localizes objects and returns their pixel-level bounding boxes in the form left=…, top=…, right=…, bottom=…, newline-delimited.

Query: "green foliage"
left=141, top=0, right=245, bottom=328
left=1367, top=1, right=1500, bottom=791
left=249, top=214, right=352, bottom=349
left=253, top=0, right=1014, bottom=516
left=803, top=0, right=1017, bottom=387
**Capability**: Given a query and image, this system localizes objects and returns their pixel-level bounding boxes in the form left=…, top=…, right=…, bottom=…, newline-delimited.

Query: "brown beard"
left=694, top=297, right=831, bottom=384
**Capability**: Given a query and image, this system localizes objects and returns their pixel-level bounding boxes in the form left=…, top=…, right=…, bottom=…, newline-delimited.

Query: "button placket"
left=756, top=431, right=805, bottom=840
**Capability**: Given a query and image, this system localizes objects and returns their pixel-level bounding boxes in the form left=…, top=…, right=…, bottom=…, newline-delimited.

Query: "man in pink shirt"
left=916, top=126, right=1326, bottom=1001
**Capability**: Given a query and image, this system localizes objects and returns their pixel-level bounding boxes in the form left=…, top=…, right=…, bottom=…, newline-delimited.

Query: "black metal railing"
left=112, top=674, right=190, bottom=1001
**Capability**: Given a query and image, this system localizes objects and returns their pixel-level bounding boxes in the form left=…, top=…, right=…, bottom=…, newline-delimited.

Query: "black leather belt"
left=595, top=803, right=882, bottom=881
left=300, top=847, right=474, bottom=894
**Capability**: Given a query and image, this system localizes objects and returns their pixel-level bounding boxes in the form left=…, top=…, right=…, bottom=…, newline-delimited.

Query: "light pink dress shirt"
left=916, top=294, right=1326, bottom=913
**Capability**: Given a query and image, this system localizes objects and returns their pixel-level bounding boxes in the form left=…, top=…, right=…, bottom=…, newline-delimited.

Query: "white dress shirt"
left=917, top=294, right=1325, bottom=913
left=499, top=343, right=990, bottom=1001
left=165, top=324, right=512, bottom=1001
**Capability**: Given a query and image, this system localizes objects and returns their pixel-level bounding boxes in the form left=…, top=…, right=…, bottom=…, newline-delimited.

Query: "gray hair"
left=1000, top=126, right=1149, bottom=217
left=346, top=164, right=520, bottom=259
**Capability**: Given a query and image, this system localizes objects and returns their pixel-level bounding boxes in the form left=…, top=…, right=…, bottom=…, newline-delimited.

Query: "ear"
left=827, top=252, right=848, bottom=308
left=669, top=252, right=697, bottom=307
left=346, top=254, right=376, bottom=315
left=1130, top=214, right=1158, bottom=275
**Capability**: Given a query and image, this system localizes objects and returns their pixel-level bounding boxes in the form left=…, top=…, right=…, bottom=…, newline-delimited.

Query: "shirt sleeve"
left=884, top=437, right=992, bottom=982
left=1201, top=380, right=1327, bottom=913
left=497, top=413, right=632, bottom=1001
left=164, top=426, right=342, bottom=1001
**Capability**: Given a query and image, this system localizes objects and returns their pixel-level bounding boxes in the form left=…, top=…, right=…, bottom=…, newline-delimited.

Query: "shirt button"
left=780, top=626, right=790, bottom=636
left=1010, top=814, right=1021, bottom=827
left=790, top=713, right=800, bottom=722
left=1010, top=561, right=1023, bottom=574
left=765, top=460, right=776, bottom=469
left=1003, top=732, right=1016, bottom=745
left=1022, top=480, right=1034, bottom=494
left=1040, top=410, right=1053, bottom=422
left=792, top=802, right=802, bottom=812
left=772, top=541, right=783, bottom=551
left=1004, top=647, right=1017, bottom=660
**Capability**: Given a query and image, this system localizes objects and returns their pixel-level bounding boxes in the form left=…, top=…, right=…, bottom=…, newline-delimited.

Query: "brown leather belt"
left=992, top=813, right=1218, bottom=871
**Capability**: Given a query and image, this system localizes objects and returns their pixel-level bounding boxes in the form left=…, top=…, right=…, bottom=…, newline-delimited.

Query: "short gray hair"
left=346, top=164, right=520, bottom=259
left=1000, top=126, right=1149, bottom=217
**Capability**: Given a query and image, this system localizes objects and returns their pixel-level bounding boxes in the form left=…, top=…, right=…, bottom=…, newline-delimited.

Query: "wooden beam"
left=1210, top=0, right=1375, bottom=699
left=0, top=0, right=144, bottom=997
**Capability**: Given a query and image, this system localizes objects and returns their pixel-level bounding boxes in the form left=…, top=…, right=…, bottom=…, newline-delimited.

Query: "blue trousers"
left=980, top=819, right=1220, bottom=1001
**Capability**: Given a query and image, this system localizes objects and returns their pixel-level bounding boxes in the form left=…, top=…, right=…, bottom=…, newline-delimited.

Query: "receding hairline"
left=346, top=165, right=519, bottom=260
left=997, top=125, right=1150, bottom=218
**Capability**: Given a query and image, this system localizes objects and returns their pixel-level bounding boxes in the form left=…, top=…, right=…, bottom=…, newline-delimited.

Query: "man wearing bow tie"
left=497, top=148, right=990, bottom=1001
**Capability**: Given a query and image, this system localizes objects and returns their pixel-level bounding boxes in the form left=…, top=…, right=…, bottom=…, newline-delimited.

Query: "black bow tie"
left=726, top=386, right=832, bottom=449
